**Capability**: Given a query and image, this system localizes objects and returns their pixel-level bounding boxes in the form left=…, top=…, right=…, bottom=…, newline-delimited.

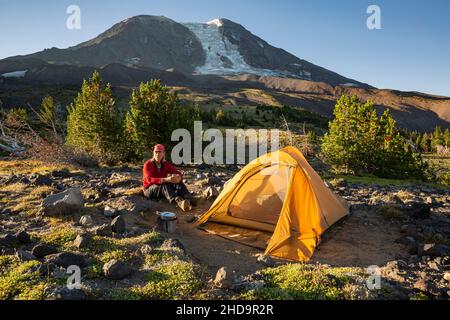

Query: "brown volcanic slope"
left=174, top=75, right=450, bottom=132
left=0, top=60, right=448, bottom=132
left=0, top=65, right=449, bottom=132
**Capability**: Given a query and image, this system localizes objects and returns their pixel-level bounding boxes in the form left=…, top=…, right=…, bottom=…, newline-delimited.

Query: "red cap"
left=154, top=144, right=166, bottom=152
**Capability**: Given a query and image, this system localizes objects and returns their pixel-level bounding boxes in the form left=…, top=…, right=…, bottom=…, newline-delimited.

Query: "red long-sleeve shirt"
left=142, top=160, right=182, bottom=190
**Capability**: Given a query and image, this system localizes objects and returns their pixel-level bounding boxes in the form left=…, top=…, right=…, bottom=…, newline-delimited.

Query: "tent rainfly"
left=196, top=146, right=349, bottom=262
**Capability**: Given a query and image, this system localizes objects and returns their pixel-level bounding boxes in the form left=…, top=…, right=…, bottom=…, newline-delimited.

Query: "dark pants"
left=144, top=183, right=190, bottom=203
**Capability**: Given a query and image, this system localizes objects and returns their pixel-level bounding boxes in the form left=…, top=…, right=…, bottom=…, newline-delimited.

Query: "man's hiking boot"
left=175, top=197, right=192, bottom=212
left=186, top=194, right=199, bottom=207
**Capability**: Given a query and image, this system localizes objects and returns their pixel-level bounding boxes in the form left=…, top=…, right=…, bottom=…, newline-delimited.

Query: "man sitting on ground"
left=143, top=144, right=193, bottom=212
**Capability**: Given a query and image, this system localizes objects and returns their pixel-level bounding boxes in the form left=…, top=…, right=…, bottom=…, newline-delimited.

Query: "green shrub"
left=322, top=95, right=428, bottom=179
left=38, top=95, right=56, bottom=128
left=5, top=107, right=29, bottom=128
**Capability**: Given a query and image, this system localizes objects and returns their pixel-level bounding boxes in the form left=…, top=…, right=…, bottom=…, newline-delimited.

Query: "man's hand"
left=172, top=175, right=182, bottom=184
left=164, top=175, right=182, bottom=184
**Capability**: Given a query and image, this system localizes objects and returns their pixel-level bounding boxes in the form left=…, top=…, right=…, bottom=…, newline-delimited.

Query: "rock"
left=236, top=280, right=266, bottom=292
left=196, top=173, right=206, bottom=180
left=413, top=278, right=440, bottom=296
left=413, top=279, right=429, bottom=292
left=103, top=196, right=155, bottom=215
left=386, top=260, right=408, bottom=270
left=185, top=215, right=197, bottom=223
left=73, top=234, right=92, bottom=249
left=139, top=244, right=154, bottom=255
left=48, top=287, right=87, bottom=300
left=161, top=239, right=185, bottom=253
left=111, top=216, right=126, bottom=234
left=405, top=203, right=431, bottom=220
left=29, top=174, right=53, bottom=186
left=103, top=260, right=132, bottom=280
left=256, top=254, right=276, bottom=267
left=79, top=215, right=94, bottom=226
left=386, top=194, right=404, bottom=204
left=425, top=197, right=435, bottom=205
left=32, top=243, right=58, bottom=258
left=442, top=257, right=450, bottom=270
left=41, top=188, right=84, bottom=217
left=427, top=260, right=441, bottom=271
left=395, top=236, right=418, bottom=255
left=46, top=252, right=87, bottom=268
left=14, top=230, right=31, bottom=244
left=15, top=250, right=36, bottom=262
left=400, top=225, right=424, bottom=241
left=444, top=273, right=450, bottom=282
left=214, top=267, right=235, bottom=289
left=93, top=224, right=112, bottom=237
left=35, top=263, right=55, bottom=276
left=207, top=176, right=223, bottom=187
left=0, top=234, right=19, bottom=248
left=418, top=243, right=450, bottom=258
left=50, top=169, right=72, bottom=178
left=422, top=226, right=436, bottom=239
left=203, top=186, right=219, bottom=200
left=18, top=176, right=31, bottom=184
left=197, top=163, right=211, bottom=171
left=104, top=206, right=119, bottom=218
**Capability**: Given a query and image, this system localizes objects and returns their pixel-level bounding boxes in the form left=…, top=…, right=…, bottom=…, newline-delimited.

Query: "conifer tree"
left=124, top=80, right=200, bottom=160
left=431, top=126, right=444, bottom=151
left=444, top=128, right=450, bottom=147
left=66, top=71, right=124, bottom=164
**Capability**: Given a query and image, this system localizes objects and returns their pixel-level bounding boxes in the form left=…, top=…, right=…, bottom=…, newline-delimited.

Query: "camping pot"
left=156, top=211, right=178, bottom=233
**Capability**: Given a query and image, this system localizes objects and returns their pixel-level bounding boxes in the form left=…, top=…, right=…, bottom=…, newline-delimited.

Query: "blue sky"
left=0, top=0, right=449, bottom=96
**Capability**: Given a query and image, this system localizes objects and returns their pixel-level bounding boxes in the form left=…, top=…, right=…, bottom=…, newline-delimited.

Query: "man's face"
left=154, top=150, right=165, bottom=162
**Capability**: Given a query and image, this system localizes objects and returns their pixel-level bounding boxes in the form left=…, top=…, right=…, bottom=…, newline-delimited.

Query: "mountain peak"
left=121, top=15, right=173, bottom=24
left=4, top=14, right=369, bottom=87
left=207, top=18, right=224, bottom=27
left=206, top=18, right=241, bottom=28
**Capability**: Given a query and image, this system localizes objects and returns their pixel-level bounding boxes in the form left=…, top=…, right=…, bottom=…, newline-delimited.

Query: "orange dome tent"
left=196, top=146, right=349, bottom=262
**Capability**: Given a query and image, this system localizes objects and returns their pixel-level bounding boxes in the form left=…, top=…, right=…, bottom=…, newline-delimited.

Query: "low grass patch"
left=235, top=264, right=365, bottom=300
left=0, top=256, right=49, bottom=300
left=0, top=159, right=73, bottom=175
left=142, top=246, right=186, bottom=268
left=337, top=174, right=420, bottom=187
left=133, top=261, right=202, bottom=300
left=143, top=251, right=177, bottom=268
left=396, top=189, right=414, bottom=202
left=377, top=204, right=406, bottom=221
left=105, top=259, right=203, bottom=300
left=0, top=183, right=55, bottom=216
left=337, top=173, right=448, bottom=190
left=84, top=231, right=163, bottom=279
left=410, top=292, right=430, bottom=300
left=38, top=225, right=78, bottom=248
left=85, top=230, right=162, bottom=254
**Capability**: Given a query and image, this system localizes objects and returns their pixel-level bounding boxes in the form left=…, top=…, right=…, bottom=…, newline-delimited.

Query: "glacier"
left=1, top=70, right=27, bottom=78
left=183, top=21, right=310, bottom=79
